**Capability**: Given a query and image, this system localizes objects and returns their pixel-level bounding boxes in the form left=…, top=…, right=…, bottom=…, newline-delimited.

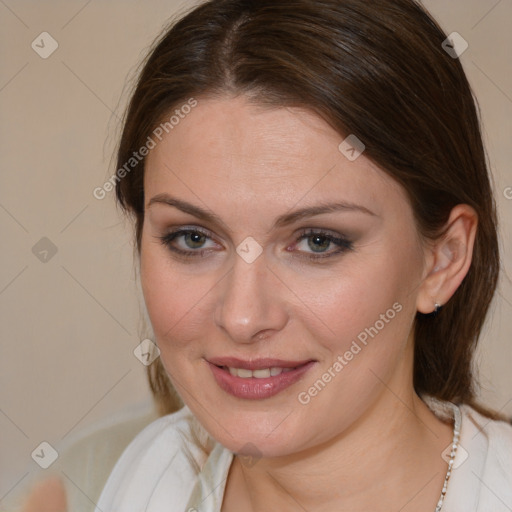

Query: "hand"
left=22, top=477, right=67, bottom=512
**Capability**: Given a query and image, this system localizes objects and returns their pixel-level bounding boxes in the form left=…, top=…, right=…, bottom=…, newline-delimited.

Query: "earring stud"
left=433, top=302, right=442, bottom=314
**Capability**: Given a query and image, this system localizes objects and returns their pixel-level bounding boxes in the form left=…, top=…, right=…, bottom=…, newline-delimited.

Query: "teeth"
left=253, top=368, right=271, bottom=378
left=225, top=366, right=293, bottom=378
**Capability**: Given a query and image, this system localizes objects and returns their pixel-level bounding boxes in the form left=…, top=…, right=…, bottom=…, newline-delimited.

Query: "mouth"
left=206, top=357, right=316, bottom=400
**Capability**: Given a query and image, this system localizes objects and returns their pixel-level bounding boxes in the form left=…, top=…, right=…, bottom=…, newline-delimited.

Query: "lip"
left=207, top=358, right=316, bottom=400
left=208, top=356, right=313, bottom=370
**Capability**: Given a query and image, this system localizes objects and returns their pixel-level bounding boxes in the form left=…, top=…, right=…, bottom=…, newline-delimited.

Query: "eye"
left=292, top=229, right=353, bottom=260
left=157, top=228, right=218, bottom=257
left=157, top=227, right=353, bottom=261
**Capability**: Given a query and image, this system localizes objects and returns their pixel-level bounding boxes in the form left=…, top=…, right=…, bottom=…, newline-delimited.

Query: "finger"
left=22, top=476, right=67, bottom=512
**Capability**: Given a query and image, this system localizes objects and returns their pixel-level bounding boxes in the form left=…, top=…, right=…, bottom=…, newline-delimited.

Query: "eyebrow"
left=147, top=193, right=376, bottom=232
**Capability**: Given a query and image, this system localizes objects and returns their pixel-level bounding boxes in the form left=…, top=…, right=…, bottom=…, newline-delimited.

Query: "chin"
left=188, top=397, right=313, bottom=457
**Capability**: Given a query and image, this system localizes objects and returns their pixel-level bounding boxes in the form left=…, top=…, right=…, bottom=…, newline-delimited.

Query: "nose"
left=214, top=249, right=288, bottom=344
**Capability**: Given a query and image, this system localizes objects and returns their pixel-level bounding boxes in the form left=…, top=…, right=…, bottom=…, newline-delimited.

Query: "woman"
left=24, top=0, right=512, bottom=510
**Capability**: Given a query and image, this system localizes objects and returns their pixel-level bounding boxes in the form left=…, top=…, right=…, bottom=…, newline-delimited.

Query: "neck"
left=223, top=368, right=454, bottom=512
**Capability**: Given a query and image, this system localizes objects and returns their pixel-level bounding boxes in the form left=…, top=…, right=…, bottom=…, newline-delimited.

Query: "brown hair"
left=115, top=0, right=501, bottom=418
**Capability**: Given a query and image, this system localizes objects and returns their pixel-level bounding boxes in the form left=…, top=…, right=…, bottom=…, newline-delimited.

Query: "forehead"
left=149, top=96, right=338, bottom=172
left=144, top=95, right=407, bottom=221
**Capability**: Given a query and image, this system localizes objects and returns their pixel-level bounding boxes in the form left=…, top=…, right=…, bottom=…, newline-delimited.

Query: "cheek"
left=139, top=233, right=208, bottom=354
left=296, top=251, right=413, bottom=352
left=295, top=234, right=421, bottom=410
left=291, top=242, right=421, bottom=411
left=289, top=255, right=417, bottom=435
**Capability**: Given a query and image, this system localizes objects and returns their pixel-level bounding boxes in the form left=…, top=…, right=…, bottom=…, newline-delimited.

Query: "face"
left=140, top=95, right=427, bottom=458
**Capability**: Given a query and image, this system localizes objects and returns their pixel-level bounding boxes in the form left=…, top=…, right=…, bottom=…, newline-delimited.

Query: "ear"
left=416, top=204, right=478, bottom=314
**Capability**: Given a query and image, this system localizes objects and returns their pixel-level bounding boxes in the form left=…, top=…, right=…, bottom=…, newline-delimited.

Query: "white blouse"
left=94, top=397, right=512, bottom=511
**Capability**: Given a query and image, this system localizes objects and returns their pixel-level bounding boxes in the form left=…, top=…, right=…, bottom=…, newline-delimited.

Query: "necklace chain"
left=435, top=404, right=462, bottom=512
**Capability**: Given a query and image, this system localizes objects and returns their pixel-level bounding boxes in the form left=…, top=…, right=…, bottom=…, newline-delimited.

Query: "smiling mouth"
left=219, top=365, right=301, bottom=378
left=207, top=358, right=316, bottom=400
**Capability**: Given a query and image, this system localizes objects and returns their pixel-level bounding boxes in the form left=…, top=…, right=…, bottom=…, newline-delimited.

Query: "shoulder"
left=454, top=404, right=512, bottom=511
left=425, top=396, right=512, bottom=511
left=58, top=404, right=159, bottom=511
left=461, top=404, right=512, bottom=473
left=95, top=406, right=216, bottom=512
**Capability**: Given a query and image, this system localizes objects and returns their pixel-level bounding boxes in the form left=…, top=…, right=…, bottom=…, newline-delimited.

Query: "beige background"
left=0, top=0, right=511, bottom=505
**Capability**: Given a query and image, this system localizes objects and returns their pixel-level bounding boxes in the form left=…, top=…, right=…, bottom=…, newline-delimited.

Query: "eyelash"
left=157, top=227, right=353, bottom=262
